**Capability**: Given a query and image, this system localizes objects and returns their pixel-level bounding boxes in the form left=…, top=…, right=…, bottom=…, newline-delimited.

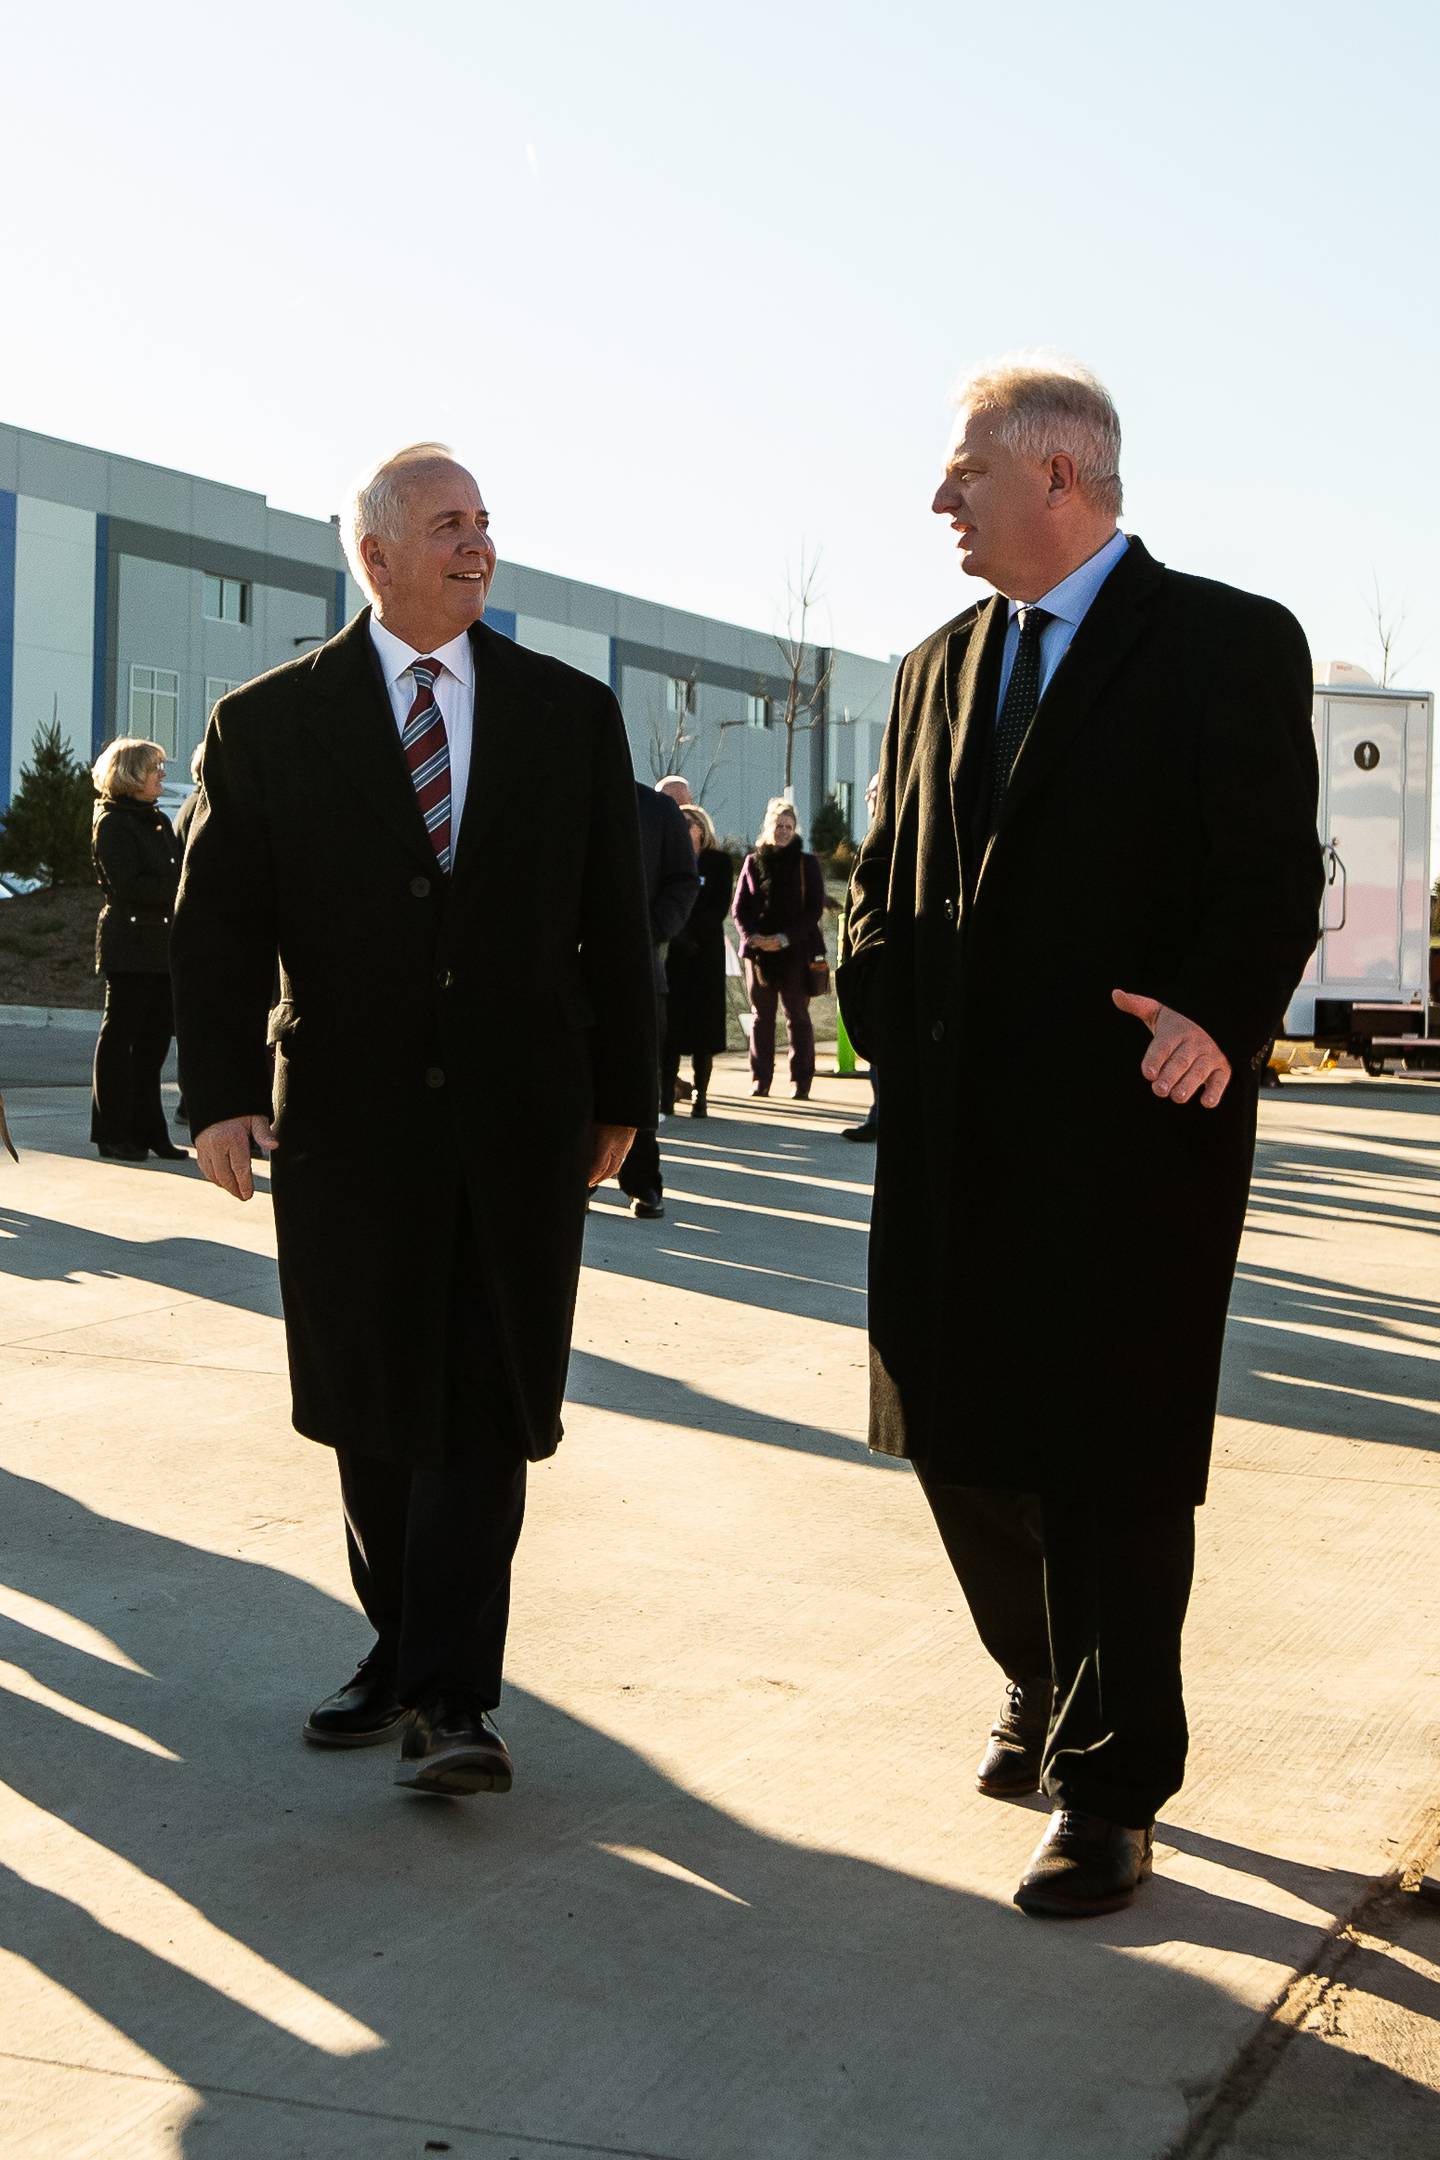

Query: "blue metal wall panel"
left=332, top=569, right=347, bottom=637
left=484, top=606, right=516, bottom=641
left=0, top=491, right=16, bottom=810
left=91, top=510, right=110, bottom=755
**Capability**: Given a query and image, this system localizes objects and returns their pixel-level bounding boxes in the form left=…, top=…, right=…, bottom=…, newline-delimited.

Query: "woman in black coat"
left=90, top=737, right=186, bottom=1161
left=731, top=797, right=825, bottom=1099
left=663, top=802, right=733, bottom=1118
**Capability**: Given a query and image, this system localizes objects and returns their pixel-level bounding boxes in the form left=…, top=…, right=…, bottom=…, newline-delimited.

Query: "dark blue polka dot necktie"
left=987, top=605, right=1052, bottom=835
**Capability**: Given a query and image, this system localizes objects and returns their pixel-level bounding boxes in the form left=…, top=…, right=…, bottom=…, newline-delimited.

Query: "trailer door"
left=1316, top=695, right=1407, bottom=988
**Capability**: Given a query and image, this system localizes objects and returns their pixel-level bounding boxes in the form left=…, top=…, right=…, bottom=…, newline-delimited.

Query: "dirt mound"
left=0, top=886, right=104, bottom=1010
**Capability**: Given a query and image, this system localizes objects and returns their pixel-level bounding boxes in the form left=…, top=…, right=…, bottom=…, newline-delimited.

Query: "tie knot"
left=1017, top=606, right=1050, bottom=638
left=411, top=657, right=440, bottom=688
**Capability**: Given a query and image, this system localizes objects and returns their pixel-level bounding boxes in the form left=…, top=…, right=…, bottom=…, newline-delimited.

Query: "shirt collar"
left=1006, top=528, right=1129, bottom=629
left=368, top=614, right=475, bottom=690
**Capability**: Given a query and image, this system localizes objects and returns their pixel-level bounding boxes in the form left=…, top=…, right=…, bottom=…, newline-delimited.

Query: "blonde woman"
left=731, top=798, right=824, bottom=1099
left=90, top=737, right=186, bottom=1162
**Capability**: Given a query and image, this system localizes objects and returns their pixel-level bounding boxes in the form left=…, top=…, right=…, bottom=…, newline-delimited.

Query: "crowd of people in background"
left=84, top=738, right=880, bottom=1189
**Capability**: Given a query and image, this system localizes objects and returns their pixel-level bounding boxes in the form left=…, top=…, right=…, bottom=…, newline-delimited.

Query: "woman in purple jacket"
left=732, top=798, right=825, bottom=1099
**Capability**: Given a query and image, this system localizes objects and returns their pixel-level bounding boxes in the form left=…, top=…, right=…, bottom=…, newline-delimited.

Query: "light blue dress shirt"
left=994, top=528, right=1130, bottom=714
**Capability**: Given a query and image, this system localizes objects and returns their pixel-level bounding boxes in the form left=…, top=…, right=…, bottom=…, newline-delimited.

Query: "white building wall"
left=11, top=496, right=95, bottom=791
left=513, top=617, right=611, bottom=684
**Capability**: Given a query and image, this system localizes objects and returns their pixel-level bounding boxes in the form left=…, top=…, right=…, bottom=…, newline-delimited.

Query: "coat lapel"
left=977, top=537, right=1166, bottom=891
left=945, top=594, right=1008, bottom=900
left=299, top=610, right=437, bottom=869
left=449, top=622, right=554, bottom=883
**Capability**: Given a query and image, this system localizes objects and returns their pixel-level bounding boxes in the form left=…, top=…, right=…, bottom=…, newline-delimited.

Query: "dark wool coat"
left=732, top=840, right=825, bottom=960
left=837, top=539, right=1323, bottom=1505
left=93, top=796, right=181, bottom=976
left=171, top=611, right=658, bottom=1469
left=665, top=846, right=733, bottom=1053
left=635, top=785, right=700, bottom=993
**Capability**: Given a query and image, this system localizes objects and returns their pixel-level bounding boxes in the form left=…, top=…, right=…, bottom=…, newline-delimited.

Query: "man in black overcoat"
left=838, top=359, right=1322, bottom=1915
left=172, top=443, right=657, bottom=1799
left=616, top=782, right=699, bottom=1219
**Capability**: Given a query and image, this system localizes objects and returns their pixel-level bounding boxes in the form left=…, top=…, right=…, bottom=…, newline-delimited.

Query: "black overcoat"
left=93, top=796, right=180, bottom=976
left=665, top=846, right=732, bottom=1053
left=837, top=539, right=1323, bottom=1504
left=171, top=610, right=657, bottom=1469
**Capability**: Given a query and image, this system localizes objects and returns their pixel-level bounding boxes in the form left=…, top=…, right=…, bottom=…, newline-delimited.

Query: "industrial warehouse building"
left=0, top=423, right=894, bottom=849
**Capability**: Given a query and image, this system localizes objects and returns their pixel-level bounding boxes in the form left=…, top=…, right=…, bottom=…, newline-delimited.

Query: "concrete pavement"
left=0, top=1057, right=1436, bottom=2158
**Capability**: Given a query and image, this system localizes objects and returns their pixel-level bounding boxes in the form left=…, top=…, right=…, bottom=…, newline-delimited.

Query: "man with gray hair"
left=839, top=356, right=1321, bottom=1915
left=173, top=443, right=656, bottom=1799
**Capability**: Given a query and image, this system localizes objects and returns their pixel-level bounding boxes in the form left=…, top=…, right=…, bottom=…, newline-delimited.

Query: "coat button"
left=425, top=1066, right=446, bottom=1088
left=943, top=897, right=956, bottom=921
left=436, top=968, right=454, bottom=989
left=931, top=1020, right=946, bottom=1043
left=410, top=876, right=431, bottom=899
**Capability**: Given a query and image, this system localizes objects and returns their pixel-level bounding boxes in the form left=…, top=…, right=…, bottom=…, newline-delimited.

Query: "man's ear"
left=1046, top=451, right=1078, bottom=506
left=359, top=533, right=389, bottom=589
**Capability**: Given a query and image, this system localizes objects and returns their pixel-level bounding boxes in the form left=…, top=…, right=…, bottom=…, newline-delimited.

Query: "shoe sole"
left=976, top=1770, right=1042, bottom=1797
left=1013, top=1856, right=1153, bottom=1918
left=302, top=1711, right=413, bottom=1749
left=395, top=1750, right=514, bottom=1797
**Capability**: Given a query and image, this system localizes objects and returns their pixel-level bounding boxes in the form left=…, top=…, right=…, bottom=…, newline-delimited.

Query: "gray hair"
left=92, top=736, right=164, bottom=801
left=342, top=442, right=459, bottom=594
left=953, top=353, right=1122, bottom=518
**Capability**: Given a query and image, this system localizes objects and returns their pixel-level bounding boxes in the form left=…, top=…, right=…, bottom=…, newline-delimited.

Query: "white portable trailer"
left=1279, top=680, right=1438, bottom=1072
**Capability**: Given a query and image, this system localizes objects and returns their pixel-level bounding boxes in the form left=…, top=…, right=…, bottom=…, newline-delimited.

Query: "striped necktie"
left=403, top=657, right=452, bottom=873
left=986, top=604, right=1052, bottom=835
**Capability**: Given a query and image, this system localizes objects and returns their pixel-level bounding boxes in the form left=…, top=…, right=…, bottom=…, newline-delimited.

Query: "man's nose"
left=932, top=481, right=955, bottom=516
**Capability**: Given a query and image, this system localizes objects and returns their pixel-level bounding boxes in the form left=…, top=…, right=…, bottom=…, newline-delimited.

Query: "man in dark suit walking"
left=838, top=358, right=1322, bottom=1914
left=172, top=442, right=656, bottom=1799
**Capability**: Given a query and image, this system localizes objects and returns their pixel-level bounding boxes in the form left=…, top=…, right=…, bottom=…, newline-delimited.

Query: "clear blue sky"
left=3, top=0, right=1436, bottom=687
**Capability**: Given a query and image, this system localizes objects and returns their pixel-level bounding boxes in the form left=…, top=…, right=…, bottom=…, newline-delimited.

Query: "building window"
left=667, top=675, right=696, bottom=716
left=836, top=779, right=854, bottom=831
left=130, top=666, right=180, bottom=755
left=746, top=693, right=771, bottom=730
left=202, top=573, right=250, bottom=624
left=205, top=676, right=239, bottom=717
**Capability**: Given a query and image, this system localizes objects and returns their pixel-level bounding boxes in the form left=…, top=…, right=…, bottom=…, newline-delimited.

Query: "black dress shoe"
left=1014, top=1809, right=1154, bottom=1917
left=96, top=1142, right=147, bottom=1161
left=630, top=1192, right=664, bottom=1219
left=303, top=1660, right=411, bottom=1748
left=976, top=1675, right=1051, bottom=1796
left=689, top=1096, right=708, bottom=1118
left=841, top=1120, right=877, bottom=1142
left=150, top=1142, right=189, bottom=1160
left=395, top=1695, right=513, bottom=1797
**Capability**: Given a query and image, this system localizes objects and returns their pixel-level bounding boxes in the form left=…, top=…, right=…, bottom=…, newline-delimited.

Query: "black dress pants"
left=91, top=971, right=174, bottom=1151
left=914, top=1467, right=1195, bottom=1827
left=334, top=1206, right=528, bottom=1710
left=619, top=991, right=665, bottom=1202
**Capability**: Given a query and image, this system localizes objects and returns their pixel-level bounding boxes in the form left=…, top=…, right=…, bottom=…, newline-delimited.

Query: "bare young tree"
left=773, top=547, right=833, bottom=793
left=645, top=663, right=700, bottom=783
left=642, top=663, right=743, bottom=805
left=1367, top=573, right=1417, bottom=688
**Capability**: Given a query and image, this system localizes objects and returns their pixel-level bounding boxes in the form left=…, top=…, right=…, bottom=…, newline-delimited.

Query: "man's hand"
left=588, top=1122, right=637, bottom=1188
left=195, top=1115, right=278, bottom=1201
left=1111, top=990, right=1232, bottom=1108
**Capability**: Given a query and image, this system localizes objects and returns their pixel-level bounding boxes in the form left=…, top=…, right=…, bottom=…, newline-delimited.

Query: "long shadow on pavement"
left=3, top=1466, right=1432, bottom=2158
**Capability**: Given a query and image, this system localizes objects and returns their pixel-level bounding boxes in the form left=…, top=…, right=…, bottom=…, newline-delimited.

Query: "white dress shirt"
left=994, top=528, right=1130, bottom=713
left=368, top=616, right=475, bottom=842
